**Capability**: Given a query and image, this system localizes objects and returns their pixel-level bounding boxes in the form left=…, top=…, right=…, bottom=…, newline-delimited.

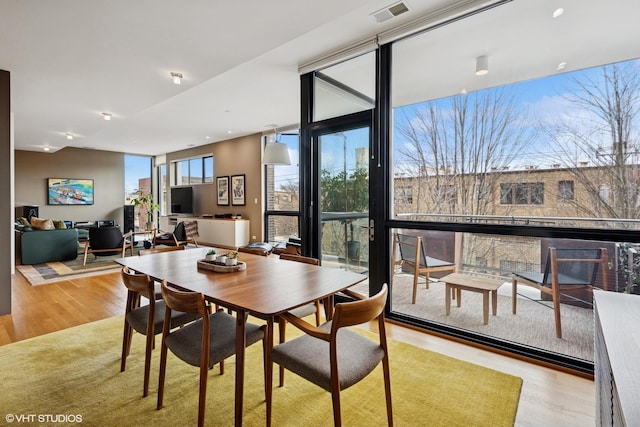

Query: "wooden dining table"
left=114, top=246, right=366, bottom=426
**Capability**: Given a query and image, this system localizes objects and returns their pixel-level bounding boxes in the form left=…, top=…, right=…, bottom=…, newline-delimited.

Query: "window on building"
left=395, top=186, right=413, bottom=205
left=500, top=183, right=544, bottom=205
left=558, top=180, right=574, bottom=201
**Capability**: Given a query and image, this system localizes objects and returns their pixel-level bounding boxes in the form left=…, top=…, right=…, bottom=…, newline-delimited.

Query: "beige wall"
left=165, top=132, right=264, bottom=242
left=15, top=148, right=125, bottom=226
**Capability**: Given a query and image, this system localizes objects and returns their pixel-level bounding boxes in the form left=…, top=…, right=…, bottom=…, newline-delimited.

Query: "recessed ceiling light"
left=460, top=88, right=468, bottom=95
left=552, top=8, right=564, bottom=18
left=65, top=133, right=73, bottom=140
left=227, top=130, right=232, bottom=134
left=43, top=146, right=50, bottom=152
left=556, top=62, right=567, bottom=71
left=171, top=72, right=183, bottom=85
left=205, top=136, right=211, bottom=139
left=102, top=112, right=112, bottom=120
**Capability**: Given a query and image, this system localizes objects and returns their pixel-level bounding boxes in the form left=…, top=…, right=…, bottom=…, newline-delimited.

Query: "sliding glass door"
left=317, top=127, right=370, bottom=276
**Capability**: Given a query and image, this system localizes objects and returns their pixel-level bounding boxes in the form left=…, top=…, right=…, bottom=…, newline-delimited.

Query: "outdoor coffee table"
left=441, top=272, right=504, bottom=325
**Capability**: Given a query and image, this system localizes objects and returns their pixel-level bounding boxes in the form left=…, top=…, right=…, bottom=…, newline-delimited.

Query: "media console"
left=159, top=216, right=249, bottom=248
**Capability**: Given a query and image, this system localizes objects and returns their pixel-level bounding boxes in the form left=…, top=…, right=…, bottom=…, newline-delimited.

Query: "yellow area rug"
left=0, top=316, right=522, bottom=426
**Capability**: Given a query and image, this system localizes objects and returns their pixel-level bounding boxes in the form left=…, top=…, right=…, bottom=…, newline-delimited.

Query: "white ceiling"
left=3, top=0, right=639, bottom=156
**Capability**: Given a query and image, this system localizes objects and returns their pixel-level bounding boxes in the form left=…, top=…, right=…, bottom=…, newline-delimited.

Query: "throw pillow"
left=53, top=220, right=68, bottom=229
left=30, top=217, right=55, bottom=230
left=19, top=217, right=30, bottom=226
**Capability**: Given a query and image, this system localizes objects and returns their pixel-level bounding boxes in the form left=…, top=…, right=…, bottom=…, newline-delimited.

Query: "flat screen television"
left=171, top=186, right=193, bottom=214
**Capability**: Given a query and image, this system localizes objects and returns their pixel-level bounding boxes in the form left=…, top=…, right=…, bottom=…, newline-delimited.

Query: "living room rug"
left=0, top=316, right=522, bottom=426
left=16, top=247, right=144, bottom=286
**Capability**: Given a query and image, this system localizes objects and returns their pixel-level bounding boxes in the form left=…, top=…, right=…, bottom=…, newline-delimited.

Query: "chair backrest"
left=121, top=266, right=154, bottom=301
left=139, top=245, right=186, bottom=256
left=541, top=247, right=608, bottom=286
left=89, top=226, right=123, bottom=249
left=396, top=234, right=428, bottom=267
left=183, top=221, right=199, bottom=239
left=173, top=222, right=187, bottom=241
left=332, top=284, right=388, bottom=331
left=279, top=253, right=320, bottom=265
left=160, top=280, right=208, bottom=318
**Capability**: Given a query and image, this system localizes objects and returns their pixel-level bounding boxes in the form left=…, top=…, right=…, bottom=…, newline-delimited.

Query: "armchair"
left=392, top=233, right=456, bottom=304
left=512, top=247, right=609, bottom=338
left=153, top=220, right=199, bottom=247
left=82, top=226, right=133, bottom=265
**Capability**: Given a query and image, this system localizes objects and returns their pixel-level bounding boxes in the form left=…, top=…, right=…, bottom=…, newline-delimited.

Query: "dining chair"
left=139, top=245, right=186, bottom=299
left=512, top=247, right=609, bottom=338
left=157, top=280, right=267, bottom=427
left=277, top=252, right=322, bottom=386
left=83, top=226, right=134, bottom=265
left=119, top=266, right=199, bottom=397
left=391, top=233, right=456, bottom=303
left=269, top=283, right=392, bottom=427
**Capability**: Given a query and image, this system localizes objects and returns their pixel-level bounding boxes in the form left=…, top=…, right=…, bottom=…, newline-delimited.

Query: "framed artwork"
left=47, top=178, right=94, bottom=205
left=231, top=174, right=246, bottom=206
left=216, top=176, right=229, bottom=206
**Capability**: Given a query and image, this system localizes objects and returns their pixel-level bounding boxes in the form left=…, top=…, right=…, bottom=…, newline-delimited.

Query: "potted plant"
left=205, top=249, right=217, bottom=262
left=225, top=251, right=238, bottom=266
left=132, top=190, right=160, bottom=231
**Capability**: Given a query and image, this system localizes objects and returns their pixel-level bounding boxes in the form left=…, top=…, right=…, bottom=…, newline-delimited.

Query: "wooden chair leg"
left=120, top=320, right=132, bottom=372
left=197, top=359, right=208, bottom=427
left=157, top=339, right=168, bottom=410
left=382, top=353, right=393, bottom=426
left=412, top=264, right=419, bottom=304
left=331, top=387, right=342, bottom=427
left=552, top=287, right=562, bottom=339
left=82, top=245, right=89, bottom=266
left=143, top=328, right=154, bottom=397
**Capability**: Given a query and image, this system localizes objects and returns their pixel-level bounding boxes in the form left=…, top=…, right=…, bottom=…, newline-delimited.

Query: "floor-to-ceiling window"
left=264, top=133, right=301, bottom=243
left=387, top=0, right=640, bottom=373
left=123, top=154, right=152, bottom=230
left=300, top=0, right=640, bottom=373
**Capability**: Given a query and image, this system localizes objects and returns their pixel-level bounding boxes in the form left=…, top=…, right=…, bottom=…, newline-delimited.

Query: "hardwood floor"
left=2, top=270, right=595, bottom=426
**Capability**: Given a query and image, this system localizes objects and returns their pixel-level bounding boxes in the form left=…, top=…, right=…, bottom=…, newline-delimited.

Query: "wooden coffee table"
left=441, top=272, right=504, bottom=325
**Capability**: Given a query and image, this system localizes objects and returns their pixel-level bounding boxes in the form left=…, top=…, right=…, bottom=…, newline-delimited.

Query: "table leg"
left=512, top=277, right=517, bottom=314
left=482, top=291, right=489, bottom=325
left=456, top=288, right=462, bottom=308
left=445, top=283, right=451, bottom=315
left=235, top=310, right=248, bottom=426
left=265, top=317, right=273, bottom=427
left=491, top=290, right=498, bottom=316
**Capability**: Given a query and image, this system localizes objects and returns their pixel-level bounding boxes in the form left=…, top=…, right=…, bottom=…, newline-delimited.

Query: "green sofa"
left=18, top=228, right=79, bottom=265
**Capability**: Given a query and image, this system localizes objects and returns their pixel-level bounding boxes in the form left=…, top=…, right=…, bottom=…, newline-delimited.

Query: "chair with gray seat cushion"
left=269, top=284, right=392, bottom=427
left=277, top=253, right=322, bottom=386
left=157, top=280, right=267, bottom=427
left=120, top=267, right=199, bottom=397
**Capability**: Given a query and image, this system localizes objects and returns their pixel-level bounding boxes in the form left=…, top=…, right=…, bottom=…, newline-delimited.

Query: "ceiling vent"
left=371, top=1, right=410, bottom=23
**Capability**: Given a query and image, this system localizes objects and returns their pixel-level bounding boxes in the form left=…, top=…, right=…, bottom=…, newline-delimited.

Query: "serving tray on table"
left=197, top=259, right=246, bottom=273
